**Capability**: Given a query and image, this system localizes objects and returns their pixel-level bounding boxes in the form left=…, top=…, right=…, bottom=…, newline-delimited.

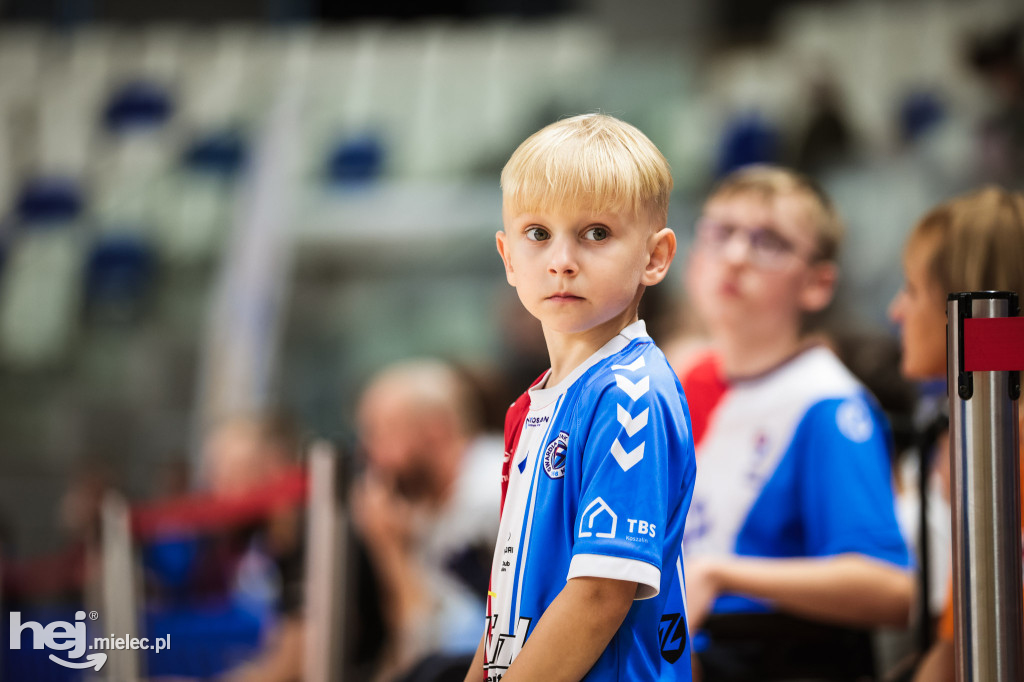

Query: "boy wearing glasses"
left=679, top=166, right=913, bottom=680
left=463, top=114, right=697, bottom=681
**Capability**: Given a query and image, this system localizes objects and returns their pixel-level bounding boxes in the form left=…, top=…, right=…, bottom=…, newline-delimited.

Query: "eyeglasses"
left=694, top=217, right=816, bottom=269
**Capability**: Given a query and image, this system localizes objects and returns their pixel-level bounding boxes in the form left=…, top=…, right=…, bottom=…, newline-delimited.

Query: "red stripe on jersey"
left=679, top=351, right=729, bottom=449
left=500, top=373, right=547, bottom=516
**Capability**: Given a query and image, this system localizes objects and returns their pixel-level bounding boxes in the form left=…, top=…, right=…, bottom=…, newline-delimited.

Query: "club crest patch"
left=543, top=431, right=569, bottom=479
left=836, top=399, right=874, bottom=443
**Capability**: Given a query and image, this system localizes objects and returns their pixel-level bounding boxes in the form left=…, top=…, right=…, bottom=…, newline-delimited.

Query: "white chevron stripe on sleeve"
left=616, top=404, right=649, bottom=437
left=614, top=374, right=650, bottom=401
left=610, top=439, right=645, bottom=471
left=611, top=357, right=646, bottom=372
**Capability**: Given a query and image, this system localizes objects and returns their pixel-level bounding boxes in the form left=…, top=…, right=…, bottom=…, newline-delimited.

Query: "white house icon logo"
left=579, top=497, right=617, bottom=539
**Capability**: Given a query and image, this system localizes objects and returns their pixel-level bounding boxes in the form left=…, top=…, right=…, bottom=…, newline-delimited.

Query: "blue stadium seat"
left=182, top=129, right=248, bottom=179
left=326, top=134, right=385, bottom=185
left=102, top=80, right=174, bottom=134
left=714, top=113, right=782, bottom=179
left=84, top=234, right=157, bottom=323
left=14, top=177, right=84, bottom=226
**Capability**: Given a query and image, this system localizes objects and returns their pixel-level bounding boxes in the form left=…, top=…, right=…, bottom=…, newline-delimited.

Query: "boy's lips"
left=547, top=292, right=584, bottom=302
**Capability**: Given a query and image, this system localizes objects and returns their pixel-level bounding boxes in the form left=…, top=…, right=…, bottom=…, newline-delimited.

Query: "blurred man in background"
left=353, top=359, right=501, bottom=682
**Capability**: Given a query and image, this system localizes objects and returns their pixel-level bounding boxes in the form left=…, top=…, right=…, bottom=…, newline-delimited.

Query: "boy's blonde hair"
left=909, top=186, right=1024, bottom=298
left=501, top=113, right=673, bottom=226
left=707, top=165, right=844, bottom=262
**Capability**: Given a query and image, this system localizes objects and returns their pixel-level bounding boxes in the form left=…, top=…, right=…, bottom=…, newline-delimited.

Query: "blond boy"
left=680, top=166, right=914, bottom=679
left=463, top=114, right=697, bottom=681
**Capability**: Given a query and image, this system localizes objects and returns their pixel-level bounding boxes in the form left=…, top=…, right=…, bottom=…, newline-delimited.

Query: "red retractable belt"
left=964, top=317, right=1024, bottom=371
left=131, top=466, right=308, bottom=540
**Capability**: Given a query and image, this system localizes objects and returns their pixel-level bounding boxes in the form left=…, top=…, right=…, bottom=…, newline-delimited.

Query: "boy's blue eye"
left=584, top=226, right=609, bottom=241
left=525, top=227, right=549, bottom=241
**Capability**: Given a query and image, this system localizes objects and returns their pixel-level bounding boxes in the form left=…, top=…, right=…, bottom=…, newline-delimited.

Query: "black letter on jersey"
left=659, top=613, right=687, bottom=664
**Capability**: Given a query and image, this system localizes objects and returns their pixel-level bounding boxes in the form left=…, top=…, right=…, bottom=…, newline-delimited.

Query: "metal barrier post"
left=947, top=291, right=1024, bottom=681
left=302, top=441, right=349, bottom=682
left=100, top=492, right=142, bottom=682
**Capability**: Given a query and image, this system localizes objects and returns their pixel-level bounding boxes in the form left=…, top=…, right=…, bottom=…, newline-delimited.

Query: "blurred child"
left=463, top=114, right=697, bottom=681
left=680, top=165, right=913, bottom=680
left=886, top=187, right=1024, bottom=682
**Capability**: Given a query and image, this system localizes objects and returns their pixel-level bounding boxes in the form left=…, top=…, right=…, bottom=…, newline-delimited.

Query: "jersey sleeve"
left=566, top=363, right=691, bottom=599
left=794, top=396, right=912, bottom=568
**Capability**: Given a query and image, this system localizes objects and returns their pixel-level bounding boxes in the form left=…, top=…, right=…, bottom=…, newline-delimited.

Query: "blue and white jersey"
left=484, top=320, right=697, bottom=681
left=681, top=345, right=911, bottom=616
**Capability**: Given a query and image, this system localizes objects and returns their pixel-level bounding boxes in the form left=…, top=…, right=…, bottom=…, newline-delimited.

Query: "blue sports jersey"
left=483, top=321, right=697, bottom=681
left=681, top=345, right=911, bottom=616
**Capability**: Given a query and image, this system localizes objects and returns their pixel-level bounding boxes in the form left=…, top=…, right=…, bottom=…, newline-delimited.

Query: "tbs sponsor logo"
left=627, top=518, right=656, bottom=539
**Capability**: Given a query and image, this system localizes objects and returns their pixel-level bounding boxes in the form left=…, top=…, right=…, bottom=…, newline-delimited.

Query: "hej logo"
left=9, top=610, right=107, bottom=671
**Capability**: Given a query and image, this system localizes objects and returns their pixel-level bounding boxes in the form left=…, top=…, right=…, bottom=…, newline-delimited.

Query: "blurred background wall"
left=0, top=0, right=1020, bottom=557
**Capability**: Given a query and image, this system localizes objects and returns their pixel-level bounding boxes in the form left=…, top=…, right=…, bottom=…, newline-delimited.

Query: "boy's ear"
left=496, top=230, right=517, bottom=286
left=799, top=260, right=838, bottom=313
left=641, top=227, right=677, bottom=286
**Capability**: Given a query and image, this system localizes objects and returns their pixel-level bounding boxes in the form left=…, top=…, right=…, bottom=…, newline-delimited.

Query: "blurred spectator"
left=794, top=77, right=855, bottom=176
left=202, top=412, right=302, bottom=498
left=206, top=412, right=306, bottom=682
left=966, top=22, right=1024, bottom=186
left=679, top=166, right=913, bottom=681
left=886, top=187, right=1024, bottom=682
left=352, top=359, right=501, bottom=682
left=143, top=411, right=307, bottom=682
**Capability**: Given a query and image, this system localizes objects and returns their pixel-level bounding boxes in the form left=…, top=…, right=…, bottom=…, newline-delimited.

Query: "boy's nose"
left=548, top=239, right=579, bottom=275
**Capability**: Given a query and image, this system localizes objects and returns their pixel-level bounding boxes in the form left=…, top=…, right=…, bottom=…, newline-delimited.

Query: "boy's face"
left=686, top=191, right=835, bottom=340
left=497, top=202, right=674, bottom=341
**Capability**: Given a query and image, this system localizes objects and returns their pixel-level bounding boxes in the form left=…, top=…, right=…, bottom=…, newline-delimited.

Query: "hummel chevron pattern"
left=611, top=440, right=645, bottom=471
left=614, top=375, right=650, bottom=401
left=612, top=358, right=650, bottom=471
left=616, top=405, right=649, bottom=437
left=611, top=357, right=646, bottom=372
